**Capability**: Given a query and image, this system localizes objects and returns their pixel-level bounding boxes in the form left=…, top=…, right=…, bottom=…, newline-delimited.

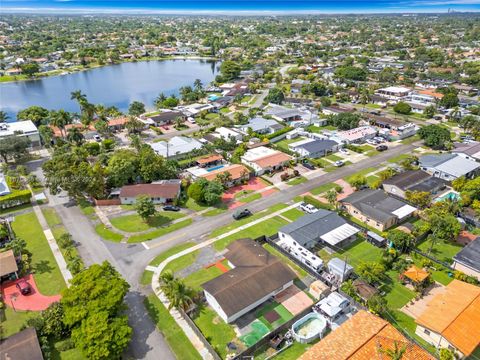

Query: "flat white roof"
left=391, top=204, right=417, bottom=219
left=242, top=146, right=278, bottom=161
left=0, top=120, right=38, bottom=137
left=320, top=223, right=360, bottom=246
left=378, top=86, right=411, bottom=93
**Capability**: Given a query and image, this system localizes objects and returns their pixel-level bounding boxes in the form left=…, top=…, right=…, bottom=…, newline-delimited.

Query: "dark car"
left=376, top=145, right=388, bottom=151
left=163, top=205, right=180, bottom=212
left=16, top=279, right=32, bottom=295
left=233, top=209, right=252, bottom=220
left=302, top=161, right=315, bottom=170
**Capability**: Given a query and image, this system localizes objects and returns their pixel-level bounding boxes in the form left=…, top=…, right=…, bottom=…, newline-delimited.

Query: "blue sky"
left=2, top=0, right=480, bottom=13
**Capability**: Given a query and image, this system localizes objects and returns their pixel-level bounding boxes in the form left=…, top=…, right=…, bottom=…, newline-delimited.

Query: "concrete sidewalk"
left=150, top=202, right=301, bottom=360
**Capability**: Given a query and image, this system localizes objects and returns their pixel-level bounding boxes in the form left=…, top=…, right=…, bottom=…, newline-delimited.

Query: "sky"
left=1, top=0, right=480, bottom=14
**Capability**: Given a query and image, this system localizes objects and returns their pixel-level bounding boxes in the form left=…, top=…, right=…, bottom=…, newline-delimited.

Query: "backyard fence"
left=180, top=308, right=222, bottom=360
left=411, top=248, right=454, bottom=271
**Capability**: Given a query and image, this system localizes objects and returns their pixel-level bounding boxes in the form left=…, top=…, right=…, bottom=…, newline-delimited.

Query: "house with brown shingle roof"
left=299, top=310, right=434, bottom=360
left=201, top=238, right=296, bottom=323
left=415, top=280, right=480, bottom=358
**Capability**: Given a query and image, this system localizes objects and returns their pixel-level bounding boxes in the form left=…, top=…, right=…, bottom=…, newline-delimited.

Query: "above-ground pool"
left=206, top=165, right=225, bottom=172
left=435, top=191, right=461, bottom=203
left=292, top=312, right=327, bottom=343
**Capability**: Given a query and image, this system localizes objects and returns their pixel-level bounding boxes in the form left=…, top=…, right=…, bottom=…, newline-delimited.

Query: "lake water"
left=0, top=59, right=219, bottom=120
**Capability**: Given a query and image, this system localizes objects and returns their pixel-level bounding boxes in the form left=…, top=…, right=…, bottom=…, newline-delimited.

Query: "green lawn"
left=127, top=219, right=193, bottom=243
left=78, top=199, right=95, bottom=216
left=239, top=192, right=262, bottom=203
left=213, top=216, right=289, bottom=251
left=417, top=238, right=462, bottom=264
left=1, top=307, right=38, bottom=338
left=387, top=154, right=411, bottom=164
left=183, top=260, right=230, bottom=291
left=192, top=306, right=236, bottom=359
left=325, top=154, right=343, bottom=162
left=11, top=212, right=66, bottom=295
left=306, top=124, right=337, bottom=133
left=144, top=295, right=202, bottom=360
left=203, top=208, right=227, bottom=216
left=110, top=212, right=185, bottom=233
left=366, top=175, right=380, bottom=186
left=331, top=238, right=384, bottom=269
left=254, top=341, right=317, bottom=360
left=365, top=150, right=380, bottom=157
left=184, top=198, right=210, bottom=212
left=51, top=339, right=85, bottom=360
left=381, top=269, right=416, bottom=309
left=287, top=176, right=307, bottom=186
left=95, top=224, right=124, bottom=242
left=263, top=243, right=308, bottom=278
left=161, top=250, right=200, bottom=275
left=42, top=207, right=62, bottom=228
left=310, top=182, right=337, bottom=196
left=281, top=208, right=304, bottom=221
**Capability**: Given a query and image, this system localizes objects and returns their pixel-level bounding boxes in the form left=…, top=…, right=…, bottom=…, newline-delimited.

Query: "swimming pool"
left=435, top=191, right=461, bottom=203
left=208, top=95, right=220, bottom=101
left=206, top=165, right=225, bottom=172
left=292, top=312, right=327, bottom=343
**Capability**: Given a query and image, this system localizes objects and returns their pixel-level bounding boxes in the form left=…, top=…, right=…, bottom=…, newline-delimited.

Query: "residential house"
left=299, top=310, right=434, bottom=360
left=149, top=136, right=203, bottom=159
left=118, top=180, right=181, bottom=205
left=187, top=163, right=250, bottom=188
left=322, top=106, right=354, bottom=116
left=241, top=146, right=292, bottom=175
left=0, top=328, right=44, bottom=360
left=452, top=141, right=480, bottom=162
left=327, top=258, right=354, bottom=282
left=370, top=94, right=389, bottom=106
left=288, top=138, right=340, bottom=159
left=0, top=249, right=18, bottom=280
left=419, top=153, right=480, bottom=181
left=177, top=103, right=215, bottom=118
left=265, top=104, right=304, bottom=123
left=366, top=114, right=405, bottom=130
left=452, top=237, right=480, bottom=279
left=382, top=170, right=448, bottom=199
left=195, top=154, right=223, bottom=168
left=147, top=111, right=186, bottom=126
left=278, top=209, right=359, bottom=251
left=212, top=127, right=243, bottom=142
left=315, top=291, right=350, bottom=323
left=201, top=238, right=296, bottom=323
left=335, top=126, right=377, bottom=144
left=415, top=280, right=480, bottom=358
left=107, top=116, right=129, bottom=131
left=340, top=189, right=417, bottom=231
left=238, top=117, right=283, bottom=135
left=0, top=121, right=40, bottom=147
left=375, top=86, right=411, bottom=101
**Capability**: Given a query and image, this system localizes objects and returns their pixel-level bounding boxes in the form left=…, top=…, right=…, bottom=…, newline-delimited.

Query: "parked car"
left=16, top=279, right=32, bottom=295
left=93, top=134, right=101, bottom=142
left=299, top=202, right=319, bottom=214
left=376, top=145, right=388, bottom=151
left=334, top=160, right=345, bottom=167
left=366, top=139, right=378, bottom=145
left=339, top=148, right=349, bottom=155
left=187, top=117, right=196, bottom=124
left=302, top=161, right=315, bottom=170
left=163, top=205, right=180, bottom=212
left=373, top=137, right=385, bottom=143
left=233, top=209, right=252, bottom=220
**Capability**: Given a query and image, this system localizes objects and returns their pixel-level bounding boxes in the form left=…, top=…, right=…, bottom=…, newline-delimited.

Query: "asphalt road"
left=27, top=139, right=420, bottom=359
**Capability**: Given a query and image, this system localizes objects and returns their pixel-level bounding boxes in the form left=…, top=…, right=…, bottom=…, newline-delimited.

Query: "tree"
left=393, top=102, right=412, bottom=115
left=328, top=113, right=360, bottom=130
left=440, top=93, right=459, bottom=109
left=439, top=348, right=455, bottom=360
left=428, top=212, right=461, bottom=244
left=49, top=109, right=72, bottom=138
left=387, top=229, right=415, bottom=253
left=340, top=279, right=357, bottom=298
left=67, top=127, right=84, bottom=145
left=423, top=105, right=436, bottom=119
left=128, top=101, right=145, bottom=117
left=106, top=149, right=138, bottom=187
left=334, top=65, right=367, bottom=81
left=38, top=125, right=54, bottom=146
left=20, top=62, right=40, bottom=77
left=219, top=60, right=241, bottom=81
left=379, top=341, right=407, bottom=360
left=17, top=106, right=49, bottom=126
left=187, top=181, right=204, bottom=203
left=418, top=124, right=451, bottom=149
left=0, top=111, right=9, bottom=123
left=159, top=272, right=196, bottom=311
left=326, top=190, right=338, bottom=209
left=367, top=294, right=387, bottom=317
left=203, top=180, right=224, bottom=205
left=61, top=262, right=131, bottom=360
left=348, top=174, right=367, bottom=190
left=265, top=87, right=285, bottom=104
left=0, top=135, right=31, bottom=163
left=405, top=190, right=431, bottom=208
left=125, top=116, right=145, bottom=134
left=135, top=195, right=156, bottom=221
left=357, top=261, right=385, bottom=284
left=5, top=237, right=27, bottom=258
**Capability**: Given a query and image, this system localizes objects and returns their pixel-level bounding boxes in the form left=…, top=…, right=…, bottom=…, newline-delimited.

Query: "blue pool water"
left=206, top=165, right=225, bottom=172
left=435, top=191, right=460, bottom=202
left=208, top=95, right=220, bottom=101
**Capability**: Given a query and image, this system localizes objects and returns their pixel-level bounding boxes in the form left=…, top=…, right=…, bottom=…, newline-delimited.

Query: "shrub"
left=0, top=189, right=31, bottom=209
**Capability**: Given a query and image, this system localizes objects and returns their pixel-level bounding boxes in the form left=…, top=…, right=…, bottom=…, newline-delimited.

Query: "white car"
left=366, top=139, right=378, bottom=145
left=93, top=134, right=101, bottom=142
left=339, top=148, right=349, bottom=155
left=334, top=160, right=345, bottom=167
left=299, top=202, right=319, bottom=214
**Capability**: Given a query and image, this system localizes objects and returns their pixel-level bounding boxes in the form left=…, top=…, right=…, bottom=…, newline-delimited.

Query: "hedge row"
left=266, top=126, right=294, bottom=140
left=0, top=190, right=32, bottom=209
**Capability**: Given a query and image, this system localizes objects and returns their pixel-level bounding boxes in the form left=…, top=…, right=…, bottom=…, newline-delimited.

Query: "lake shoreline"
left=0, top=55, right=219, bottom=84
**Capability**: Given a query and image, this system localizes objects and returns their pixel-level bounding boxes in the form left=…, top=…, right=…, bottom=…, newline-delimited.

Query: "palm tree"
left=0, top=110, right=9, bottom=123
left=168, top=279, right=197, bottom=311
left=379, top=341, right=407, bottom=360
left=67, top=127, right=84, bottom=145
left=450, top=107, right=462, bottom=122
left=50, top=110, right=72, bottom=138
left=125, top=116, right=145, bottom=134
left=326, top=189, right=338, bottom=209
left=193, top=79, right=203, bottom=92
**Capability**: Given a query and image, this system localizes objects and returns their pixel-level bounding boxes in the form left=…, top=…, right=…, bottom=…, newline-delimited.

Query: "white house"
left=201, top=239, right=296, bottom=323
left=375, top=86, right=411, bottom=101
left=149, top=136, right=203, bottom=159
left=0, top=121, right=40, bottom=147
left=213, top=127, right=243, bottom=141
left=241, top=146, right=292, bottom=175
left=419, top=153, right=480, bottom=181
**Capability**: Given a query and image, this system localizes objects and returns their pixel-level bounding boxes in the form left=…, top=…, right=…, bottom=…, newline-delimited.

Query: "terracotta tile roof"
left=108, top=117, right=129, bottom=127
left=416, top=280, right=480, bottom=356
left=50, top=123, right=95, bottom=137
left=418, top=89, right=444, bottom=98
left=253, top=152, right=292, bottom=169
left=403, top=265, right=429, bottom=283
left=200, top=164, right=249, bottom=182
left=299, top=310, right=434, bottom=360
left=197, top=154, right=223, bottom=165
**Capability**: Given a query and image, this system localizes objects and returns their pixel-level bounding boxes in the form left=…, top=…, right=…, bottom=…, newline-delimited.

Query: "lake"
left=0, top=59, right=219, bottom=120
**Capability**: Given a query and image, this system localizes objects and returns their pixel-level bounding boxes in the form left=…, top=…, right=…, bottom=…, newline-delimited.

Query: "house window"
left=424, top=329, right=431, bottom=335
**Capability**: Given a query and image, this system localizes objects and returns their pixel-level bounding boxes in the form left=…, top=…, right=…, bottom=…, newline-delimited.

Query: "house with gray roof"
left=278, top=209, right=359, bottom=250
left=238, top=117, right=283, bottom=135
left=382, top=170, right=448, bottom=200
left=452, top=141, right=480, bottom=162
left=340, top=189, right=417, bottom=231
left=419, top=153, right=480, bottom=181
left=453, top=237, right=480, bottom=280
left=265, top=104, right=304, bottom=123
left=289, top=138, right=340, bottom=159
